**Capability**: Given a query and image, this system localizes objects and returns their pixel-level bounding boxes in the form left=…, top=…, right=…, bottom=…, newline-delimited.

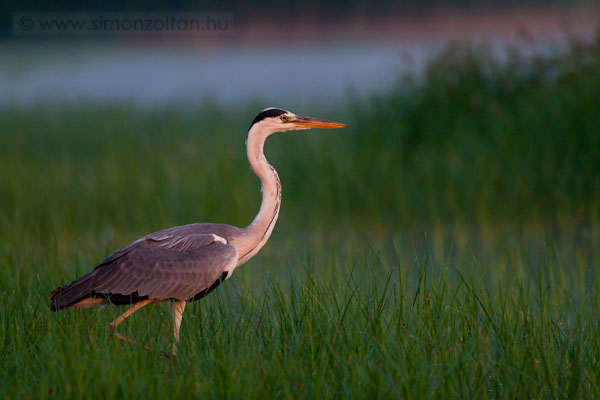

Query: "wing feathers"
left=50, top=232, right=239, bottom=310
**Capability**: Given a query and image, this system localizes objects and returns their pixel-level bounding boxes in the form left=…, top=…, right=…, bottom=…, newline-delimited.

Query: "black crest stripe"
left=250, top=108, right=289, bottom=128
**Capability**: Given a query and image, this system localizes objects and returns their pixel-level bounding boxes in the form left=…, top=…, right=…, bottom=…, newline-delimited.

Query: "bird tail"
left=49, top=269, right=104, bottom=311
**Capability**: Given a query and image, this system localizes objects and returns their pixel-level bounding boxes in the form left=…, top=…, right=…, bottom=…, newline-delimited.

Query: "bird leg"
left=171, top=300, right=186, bottom=356
left=106, top=299, right=156, bottom=347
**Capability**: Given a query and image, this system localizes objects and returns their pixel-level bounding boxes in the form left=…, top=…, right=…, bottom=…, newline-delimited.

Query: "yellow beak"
left=291, top=115, right=346, bottom=129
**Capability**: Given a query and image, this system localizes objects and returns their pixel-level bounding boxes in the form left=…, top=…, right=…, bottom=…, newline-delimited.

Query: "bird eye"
left=280, top=115, right=288, bottom=122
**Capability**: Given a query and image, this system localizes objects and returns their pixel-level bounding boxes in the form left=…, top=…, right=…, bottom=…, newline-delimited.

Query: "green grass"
left=2, top=228, right=600, bottom=398
left=2, top=37, right=600, bottom=398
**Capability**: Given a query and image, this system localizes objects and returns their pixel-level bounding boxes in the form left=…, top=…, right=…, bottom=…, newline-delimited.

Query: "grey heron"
left=50, top=107, right=346, bottom=355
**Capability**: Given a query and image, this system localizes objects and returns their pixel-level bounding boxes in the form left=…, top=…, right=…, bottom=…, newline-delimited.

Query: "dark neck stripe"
left=240, top=167, right=281, bottom=260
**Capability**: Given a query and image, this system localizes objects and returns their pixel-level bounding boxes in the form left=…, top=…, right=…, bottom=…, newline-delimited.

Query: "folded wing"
left=50, top=232, right=238, bottom=310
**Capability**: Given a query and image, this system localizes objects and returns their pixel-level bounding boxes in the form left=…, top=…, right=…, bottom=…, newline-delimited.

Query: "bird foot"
left=112, top=331, right=175, bottom=357
left=159, top=349, right=176, bottom=359
left=114, top=331, right=139, bottom=346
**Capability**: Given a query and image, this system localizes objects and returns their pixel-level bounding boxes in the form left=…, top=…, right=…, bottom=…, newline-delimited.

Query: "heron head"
left=249, top=107, right=346, bottom=135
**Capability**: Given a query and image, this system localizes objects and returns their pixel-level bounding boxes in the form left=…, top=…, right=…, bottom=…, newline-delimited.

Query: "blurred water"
left=0, top=35, right=580, bottom=109
left=0, top=42, right=439, bottom=109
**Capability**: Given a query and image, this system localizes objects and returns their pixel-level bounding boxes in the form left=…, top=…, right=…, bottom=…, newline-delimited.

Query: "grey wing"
left=94, top=223, right=241, bottom=268
left=92, top=233, right=239, bottom=300
left=51, top=233, right=239, bottom=308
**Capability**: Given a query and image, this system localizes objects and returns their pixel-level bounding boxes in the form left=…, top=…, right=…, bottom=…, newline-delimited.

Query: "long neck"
left=236, top=127, right=281, bottom=264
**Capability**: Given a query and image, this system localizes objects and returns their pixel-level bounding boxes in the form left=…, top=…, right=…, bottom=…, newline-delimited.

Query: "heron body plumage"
left=49, top=107, right=345, bottom=355
left=50, top=225, right=240, bottom=310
